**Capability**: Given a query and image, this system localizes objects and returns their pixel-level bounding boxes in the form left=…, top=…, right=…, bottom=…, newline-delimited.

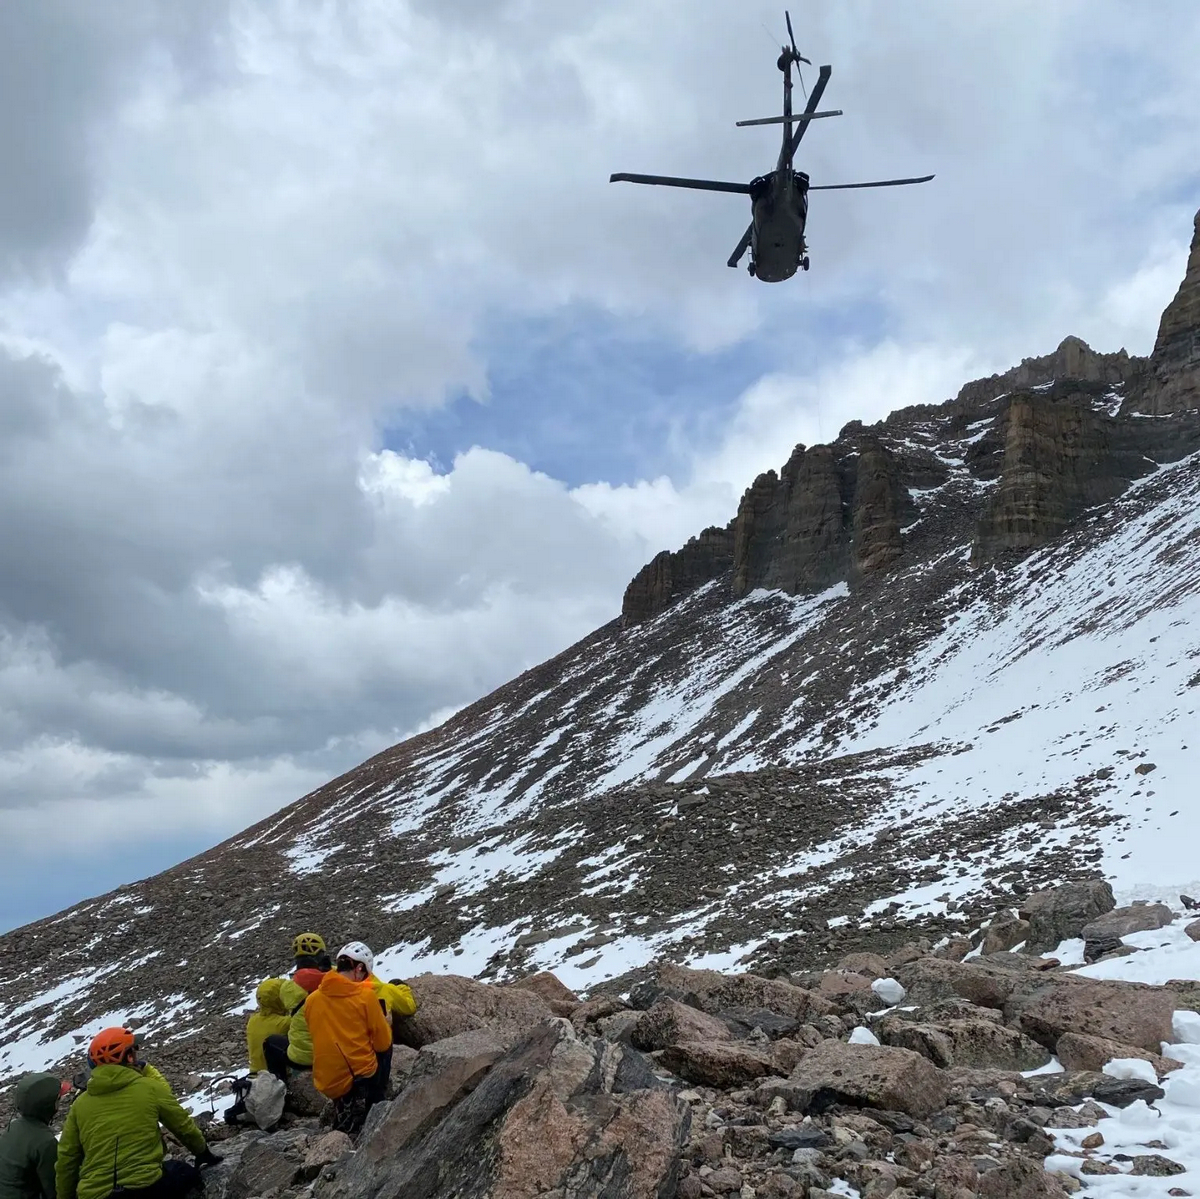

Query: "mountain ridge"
left=1, top=207, right=1199, bottom=1101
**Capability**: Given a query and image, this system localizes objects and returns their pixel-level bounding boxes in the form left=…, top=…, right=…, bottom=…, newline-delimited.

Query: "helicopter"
left=609, top=13, right=933, bottom=282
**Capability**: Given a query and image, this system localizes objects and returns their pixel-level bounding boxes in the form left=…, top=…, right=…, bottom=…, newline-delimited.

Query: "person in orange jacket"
left=303, top=941, right=392, bottom=1133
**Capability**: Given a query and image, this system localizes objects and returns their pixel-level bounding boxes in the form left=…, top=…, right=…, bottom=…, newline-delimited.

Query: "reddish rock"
left=1010, top=977, right=1178, bottom=1053
left=395, top=973, right=554, bottom=1049
left=506, top=971, right=579, bottom=1005
left=631, top=997, right=733, bottom=1052
left=1055, top=1031, right=1182, bottom=1078
left=659, top=1040, right=775, bottom=1088
left=782, top=1039, right=948, bottom=1119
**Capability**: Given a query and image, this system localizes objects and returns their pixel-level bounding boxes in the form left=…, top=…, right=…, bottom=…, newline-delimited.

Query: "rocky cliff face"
left=622, top=221, right=1200, bottom=623
left=1133, top=210, right=1200, bottom=415
left=971, top=382, right=1158, bottom=562
left=622, top=526, right=734, bottom=623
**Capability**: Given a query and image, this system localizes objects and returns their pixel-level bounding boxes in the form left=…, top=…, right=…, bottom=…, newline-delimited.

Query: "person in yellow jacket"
left=55, top=1028, right=218, bottom=1199
left=245, top=979, right=291, bottom=1074
left=305, top=942, right=392, bottom=1133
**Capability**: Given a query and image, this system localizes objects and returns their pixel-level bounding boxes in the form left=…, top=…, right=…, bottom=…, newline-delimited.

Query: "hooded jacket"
left=305, top=972, right=392, bottom=1100
left=280, top=968, right=324, bottom=1066
left=246, top=978, right=293, bottom=1073
left=55, top=1065, right=206, bottom=1199
left=369, top=975, right=417, bottom=1019
left=0, top=1073, right=59, bottom=1199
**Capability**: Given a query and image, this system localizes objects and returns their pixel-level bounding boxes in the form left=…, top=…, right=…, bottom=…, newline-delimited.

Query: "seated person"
left=305, top=942, right=392, bottom=1133
left=0, top=1073, right=69, bottom=1199
left=262, top=963, right=326, bottom=1082
left=245, top=979, right=291, bottom=1074
left=55, top=1028, right=218, bottom=1199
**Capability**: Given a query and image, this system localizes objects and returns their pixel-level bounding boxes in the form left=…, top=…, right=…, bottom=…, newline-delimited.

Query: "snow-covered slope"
left=2, top=214, right=1200, bottom=1096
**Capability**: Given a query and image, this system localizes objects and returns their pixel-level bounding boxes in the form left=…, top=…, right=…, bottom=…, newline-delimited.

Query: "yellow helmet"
left=292, top=932, right=326, bottom=958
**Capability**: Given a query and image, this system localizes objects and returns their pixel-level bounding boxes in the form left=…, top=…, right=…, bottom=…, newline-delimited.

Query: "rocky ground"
left=25, top=877, right=1200, bottom=1199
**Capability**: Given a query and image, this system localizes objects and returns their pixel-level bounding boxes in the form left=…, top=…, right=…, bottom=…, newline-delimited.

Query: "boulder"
left=318, top=1022, right=687, bottom=1199
left=892, top=957, right=1023, bottom=1010
left=654, top=963, right=836, bottom=1022
left=394, top=973, right=554, bottom=1049
left=1081, top=902, right=1174, bottom=960
left=1055, top=1031, right=1182, bottom=1078
left=389, top=1044, right=418, bottom=1087
left=837, top=952, right=890, bottom=980
left=779, top=1039, right=948, bottom=1119
left=404, top=1028, right=506, bottom=1088
left=1026, top=1070, right=1165, bottom=1109
left=876, top=1015, right=1048, bottom=1071
left=506, top=971, right=579, bottom=1007
left=285, top=1070, right=327, bottom=1117
left=977, top=1158, right=1071, bottom=1198
left=1018, top=879, right=1114, bottom=952
left=818, top=971, right=874, bottom=1000
left=717, top=1006, right=802, bottom=1041
left=225, top=1139, right=302, bottom=1199
left=982, top=910, right=1032, bottom=955
left=1009, top=976, right=1178, bottom=1052
left=1186, top=919, right=1200, bottom=943
left=630, top=997, right=733, bottom=1052
left=659, top=1040, right=775, bottom=1088
left=301, top=1132, right=353, bottom=1180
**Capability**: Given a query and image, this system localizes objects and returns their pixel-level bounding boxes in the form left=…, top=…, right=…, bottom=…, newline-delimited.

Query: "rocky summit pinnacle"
left=3, top=209, right=1200, bottom=1133
left=1137, top=208, right=1200, bottom=415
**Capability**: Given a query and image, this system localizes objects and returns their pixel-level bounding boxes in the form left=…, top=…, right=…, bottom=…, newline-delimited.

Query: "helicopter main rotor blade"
left=610, top=173, right=750, bottom=194
left=727, top=222, right=754, bottom=268
left=809, top=174, right=935, bottom=190
left=788, top=64, right=831, bottom=158
left=736, top=110, right=841, bottom=127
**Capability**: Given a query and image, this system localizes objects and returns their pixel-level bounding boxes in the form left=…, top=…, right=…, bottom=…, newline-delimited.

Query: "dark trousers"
left=114, top=1160, right=203, bottom=1199
left=331, top=1047, right=392, bottom=1134
left=262, top=1034, right=293, bottom=1082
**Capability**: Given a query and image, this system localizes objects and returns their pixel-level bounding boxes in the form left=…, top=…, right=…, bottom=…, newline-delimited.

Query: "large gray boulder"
left=1019, top=879, right=1115, bottom=952
left=630, top=997, right=733, bottom=1052
left=1009, top=976, right=1178, bottom=1053
left=651, top=963, right=837, bottom=1022
left=658, top=1040, right=774, bottom=1088
left=1081, top=902, right=1174, bottom=961
left=876, top=1014, right=1049, bottom=1071
left=778, top=1039, right=948, bottom=1119
left=393, top=973, right=555, bottom=1049
left=316, top=1021, right=689, bottom=1199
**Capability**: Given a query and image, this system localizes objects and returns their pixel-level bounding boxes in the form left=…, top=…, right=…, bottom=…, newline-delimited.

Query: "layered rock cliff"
left=622, top=212, right=1200, bottom=623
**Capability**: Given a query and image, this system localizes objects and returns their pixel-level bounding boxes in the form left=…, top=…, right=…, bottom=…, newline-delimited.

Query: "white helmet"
left=337, top=941, right=374, bottom=974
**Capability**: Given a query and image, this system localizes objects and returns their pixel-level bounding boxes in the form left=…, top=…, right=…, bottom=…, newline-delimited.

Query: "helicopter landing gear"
left=801, top=256, right=810, bottom=272
left=747, top=261, right=757, bottom=277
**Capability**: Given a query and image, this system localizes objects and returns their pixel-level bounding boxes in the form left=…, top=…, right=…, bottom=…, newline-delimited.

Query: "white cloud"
left=0, top=1, right=1198, bottom=926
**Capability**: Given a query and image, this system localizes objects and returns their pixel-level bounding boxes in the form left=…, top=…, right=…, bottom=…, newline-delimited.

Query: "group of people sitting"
left=0, top=932, right=416, bottom=1199
left=240, top=932, right=416, bottom=1129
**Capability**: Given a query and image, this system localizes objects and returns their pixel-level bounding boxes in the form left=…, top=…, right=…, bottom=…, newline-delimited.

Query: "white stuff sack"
left=245, top=1071, right=287, bottom=1130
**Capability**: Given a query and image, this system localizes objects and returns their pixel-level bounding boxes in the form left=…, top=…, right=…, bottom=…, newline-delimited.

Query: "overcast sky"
left=1, top=1, right=1197, bottom=932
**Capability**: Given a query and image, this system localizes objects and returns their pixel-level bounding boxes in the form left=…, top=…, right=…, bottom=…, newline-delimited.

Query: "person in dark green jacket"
left=0, top=1073, right=64, bottom=1199
left=55, top=1028, right=218, bottom=1199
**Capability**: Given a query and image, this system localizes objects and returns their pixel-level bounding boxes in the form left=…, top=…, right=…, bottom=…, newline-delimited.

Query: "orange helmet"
left=88, top=1027, right=137, bottom=1066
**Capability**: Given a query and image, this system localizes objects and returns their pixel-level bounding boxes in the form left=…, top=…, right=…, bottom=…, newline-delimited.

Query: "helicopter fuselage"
left=748, top=169, right=809, bottom=282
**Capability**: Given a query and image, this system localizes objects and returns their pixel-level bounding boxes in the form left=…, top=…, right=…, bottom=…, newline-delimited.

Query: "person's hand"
left=196, top=1148, right=222, bottom=1169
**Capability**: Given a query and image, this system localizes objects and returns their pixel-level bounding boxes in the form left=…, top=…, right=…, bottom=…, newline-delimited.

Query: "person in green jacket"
left=0, top=1073, right=66, bottom=1199
left=55, top=1028, right=218, bottom=1199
